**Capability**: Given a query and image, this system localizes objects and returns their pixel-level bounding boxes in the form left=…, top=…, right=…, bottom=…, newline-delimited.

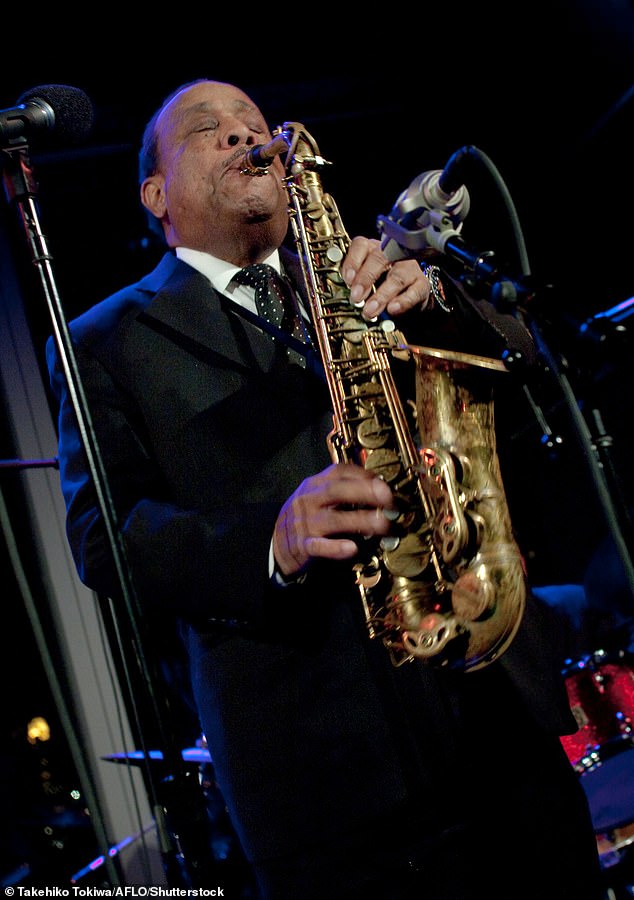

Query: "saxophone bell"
left=240, top=134, right=289, bottom=176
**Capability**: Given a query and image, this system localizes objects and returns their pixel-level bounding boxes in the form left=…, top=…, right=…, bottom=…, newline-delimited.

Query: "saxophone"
left=243, top=124, right=526, bottom=671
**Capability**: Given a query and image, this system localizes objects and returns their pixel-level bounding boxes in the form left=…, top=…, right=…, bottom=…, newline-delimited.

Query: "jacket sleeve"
left=46, top=333, right=280, bottom=631
left=404, top=266, right=537, bottom=367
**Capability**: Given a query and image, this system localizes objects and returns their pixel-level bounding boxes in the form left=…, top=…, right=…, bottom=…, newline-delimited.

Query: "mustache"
left=224, top=146, right=251, bottom=170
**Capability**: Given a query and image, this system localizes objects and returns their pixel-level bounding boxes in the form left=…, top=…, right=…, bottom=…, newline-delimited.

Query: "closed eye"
left=186, top=114, right=219, bottom=134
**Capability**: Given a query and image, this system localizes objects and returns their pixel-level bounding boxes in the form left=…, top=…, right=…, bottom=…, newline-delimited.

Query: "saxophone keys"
left=357, top=417, right=390, bottom=449
left=383, top=532, right=430, bottom=578
left=354, top=556, right=382, bottom=588
left=401, top=615, right=462, bottom=661
left=364, top=447, right=401, bottom=482
left=385, top=580, right=461, bottom=660
left=305, top=201, right=323, bottom=220
left=353, top=381, right=383, bottom=411
left=340, top=316, right=368, bottom=342
left=326, top=245, right=344, bottom=263
left=451, top=571, right=495, bottom=621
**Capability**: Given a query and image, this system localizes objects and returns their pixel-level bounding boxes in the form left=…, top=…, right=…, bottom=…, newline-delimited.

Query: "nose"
left=220, top=119, right=256, bottom=150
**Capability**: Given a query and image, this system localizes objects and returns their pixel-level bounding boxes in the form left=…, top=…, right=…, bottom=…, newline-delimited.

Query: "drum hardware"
left=101, top=743, right=257, bottom=892
left=0, top=457, right=58, bottom=470
left=101, top=747, right=212, bottom=766
left=561, top=648, right=634, bottom=776
left=596, top=821, right=634, bottom=870
left=70, top=823, right=157, bottom=884
left=561, top=648, right=634, bottom=860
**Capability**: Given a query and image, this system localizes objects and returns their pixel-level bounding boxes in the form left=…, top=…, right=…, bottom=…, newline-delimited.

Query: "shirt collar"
left=175, top=246, right=282, bottom=295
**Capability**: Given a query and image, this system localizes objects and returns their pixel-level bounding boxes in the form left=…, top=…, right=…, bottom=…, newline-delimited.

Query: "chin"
left=242, top=198, right=287, bottom=229
left=244, top=208, right=273, bottom=224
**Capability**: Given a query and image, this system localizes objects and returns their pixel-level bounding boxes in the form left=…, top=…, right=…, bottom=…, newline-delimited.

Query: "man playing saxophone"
left=47, top=79, right=604, bottom=899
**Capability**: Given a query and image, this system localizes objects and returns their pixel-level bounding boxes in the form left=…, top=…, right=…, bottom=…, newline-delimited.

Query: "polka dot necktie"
left=232, top=263, right=310, bottom=365
left=233, top=263, right=286, bottom=327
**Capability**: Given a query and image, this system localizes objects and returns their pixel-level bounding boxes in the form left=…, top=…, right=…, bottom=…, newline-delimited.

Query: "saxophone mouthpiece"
left=240, top=135, right=289, bottom=176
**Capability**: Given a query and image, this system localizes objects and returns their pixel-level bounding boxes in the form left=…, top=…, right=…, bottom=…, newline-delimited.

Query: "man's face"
left=142, top=80, right=289, bottom=255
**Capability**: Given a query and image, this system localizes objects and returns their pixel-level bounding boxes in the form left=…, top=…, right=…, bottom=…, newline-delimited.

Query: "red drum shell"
left=561, top=651, right=634, bottom=768
left=561, top=650, right=634, bottom=834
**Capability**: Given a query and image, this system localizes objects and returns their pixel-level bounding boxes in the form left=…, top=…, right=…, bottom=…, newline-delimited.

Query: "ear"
left=141, top=174, right=166, bottom=219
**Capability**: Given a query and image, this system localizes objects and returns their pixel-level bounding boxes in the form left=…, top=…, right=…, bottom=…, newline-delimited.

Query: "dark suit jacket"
left=47, top=249, right=576, bottom=863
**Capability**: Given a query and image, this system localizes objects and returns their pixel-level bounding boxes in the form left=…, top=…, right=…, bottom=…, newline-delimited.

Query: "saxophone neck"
left=238, top=124, right=332, bottom=178
left=276, top=122, right=333, bottom=172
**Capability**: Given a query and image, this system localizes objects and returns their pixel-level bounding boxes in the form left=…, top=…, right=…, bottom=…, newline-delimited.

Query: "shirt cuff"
left=269, top=540, right=307, bottom=587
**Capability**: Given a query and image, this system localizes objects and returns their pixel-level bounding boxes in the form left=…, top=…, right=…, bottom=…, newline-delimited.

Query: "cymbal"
left=101, top=746, right=212, bottom=766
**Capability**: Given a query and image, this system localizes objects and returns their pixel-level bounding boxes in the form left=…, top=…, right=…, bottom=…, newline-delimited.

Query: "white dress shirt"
left=175, top=246, right=282, bottom=314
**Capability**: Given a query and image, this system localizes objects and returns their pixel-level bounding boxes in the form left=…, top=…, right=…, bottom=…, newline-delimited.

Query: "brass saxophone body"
left=259, top=123, right=526, bottom=671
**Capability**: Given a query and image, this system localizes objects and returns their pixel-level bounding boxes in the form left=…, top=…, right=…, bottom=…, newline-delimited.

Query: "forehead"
left=158, top=82, right=261, bottom=134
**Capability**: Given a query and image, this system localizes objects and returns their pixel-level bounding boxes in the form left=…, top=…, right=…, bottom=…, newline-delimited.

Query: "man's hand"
left=342, top=236, right=431, bottom=320
left=272, top=463, right=395, bottom=579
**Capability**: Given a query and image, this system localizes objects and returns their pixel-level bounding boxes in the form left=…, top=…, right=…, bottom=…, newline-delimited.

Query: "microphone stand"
left=1, top=142, right=213, bottom=887
left=441, top=232, right=634, bottom=605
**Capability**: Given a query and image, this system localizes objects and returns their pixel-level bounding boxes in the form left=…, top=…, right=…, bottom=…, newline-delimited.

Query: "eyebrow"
left=173, top=98, right=256, bottom=126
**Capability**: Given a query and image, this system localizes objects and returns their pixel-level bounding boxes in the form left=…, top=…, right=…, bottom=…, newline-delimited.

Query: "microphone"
left=0, top=84, right=94, bottom=148
left=436, top=145, right=475, bottom=195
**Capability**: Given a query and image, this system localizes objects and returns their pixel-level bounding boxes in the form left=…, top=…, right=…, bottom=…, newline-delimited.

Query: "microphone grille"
left=17, top=84, right=95, bottom=144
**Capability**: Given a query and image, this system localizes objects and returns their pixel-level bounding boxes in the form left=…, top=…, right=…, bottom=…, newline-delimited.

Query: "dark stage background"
left=2, top=2, right=634, bottom=889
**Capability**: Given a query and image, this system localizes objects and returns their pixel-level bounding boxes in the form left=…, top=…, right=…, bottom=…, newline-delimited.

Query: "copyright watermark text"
left=4, top=889, right=226, bottom=898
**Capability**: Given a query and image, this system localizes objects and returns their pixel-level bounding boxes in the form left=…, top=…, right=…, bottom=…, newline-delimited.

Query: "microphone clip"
left=376, top=169, right=470, bottom=261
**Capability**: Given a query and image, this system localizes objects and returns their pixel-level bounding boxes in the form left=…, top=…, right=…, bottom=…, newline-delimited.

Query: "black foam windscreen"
left=17, top=84, right=95, bottom=144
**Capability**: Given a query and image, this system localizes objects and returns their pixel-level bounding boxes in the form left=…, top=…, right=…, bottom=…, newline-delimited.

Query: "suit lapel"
left=139, top=254, right=279, bottom=371
left=280, top=246, right=310, bottom=312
